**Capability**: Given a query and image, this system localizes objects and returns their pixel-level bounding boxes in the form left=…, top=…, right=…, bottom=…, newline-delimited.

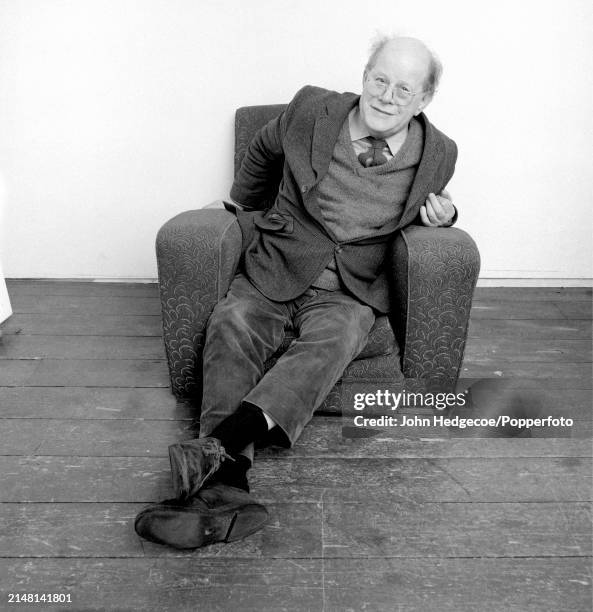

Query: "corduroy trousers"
left=198, top=273, right=375, bottom=460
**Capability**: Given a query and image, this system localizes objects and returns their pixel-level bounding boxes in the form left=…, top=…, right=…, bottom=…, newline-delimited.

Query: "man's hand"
left=420, top=190, right=455, bottom=227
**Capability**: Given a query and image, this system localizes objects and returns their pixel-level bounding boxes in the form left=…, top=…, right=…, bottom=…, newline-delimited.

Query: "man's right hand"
left=420, top=190, right=455, bottom=227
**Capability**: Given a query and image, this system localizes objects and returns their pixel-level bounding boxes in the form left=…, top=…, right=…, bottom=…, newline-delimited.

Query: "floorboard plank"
left=0, top=313, right=162, bottom=336
left=463, top=338, right=591, bottom=363
left=6, top=280, right=158, bottom=297
left=322, top=500, right=591, bottom=558
left=473, top=287, right=592, bottom=301
left=9, top=295, right=161, bottom=315
left=0, top=557, right=589, bottom=612
left=553, top=300, right=593, bottom=319
left=0, top=557, right=323, bottom=612
left=468, top=318, right=591, bottom=339
left=0, top=361, right=40, bottom=386
left=1, top=456, right=590, bottom=503
left=0, top=387, right=187, bottom=419
left=0, top=334, right=165, bottom=360
left=0, top=359, right=170, bottom=387
left=469, top=301, right=566, bottom=319
left=322, top=557, right=592, bottom=612
left=261, top=430, right=593, bottom=459
left=0, top=501, right=588, bottom=560
left=459, top=362, right=592, bottom=387
left=0, top=419, right=192, bottom=456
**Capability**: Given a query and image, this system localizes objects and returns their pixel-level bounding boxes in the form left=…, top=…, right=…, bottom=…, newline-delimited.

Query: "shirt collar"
left=348, top=105, right=409, bottom=156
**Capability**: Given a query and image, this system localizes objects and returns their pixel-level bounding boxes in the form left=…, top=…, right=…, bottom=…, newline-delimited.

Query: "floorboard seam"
left=1, top=554, right=591, bottom=560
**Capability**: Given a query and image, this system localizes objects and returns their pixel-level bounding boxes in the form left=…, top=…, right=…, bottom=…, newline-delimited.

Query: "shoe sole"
left=134, top=502, right=269, bottom=549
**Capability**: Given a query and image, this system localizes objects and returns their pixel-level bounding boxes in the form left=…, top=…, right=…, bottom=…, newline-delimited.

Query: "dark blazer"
left=230, top=85, right=458, bottom=313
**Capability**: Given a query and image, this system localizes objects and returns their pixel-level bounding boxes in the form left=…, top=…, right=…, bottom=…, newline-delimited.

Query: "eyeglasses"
left=366, top=73, right=424, bottom=106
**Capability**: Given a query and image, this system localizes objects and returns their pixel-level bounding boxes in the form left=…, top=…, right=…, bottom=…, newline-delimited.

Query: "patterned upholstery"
left=155, top=105, right=481, bottom=412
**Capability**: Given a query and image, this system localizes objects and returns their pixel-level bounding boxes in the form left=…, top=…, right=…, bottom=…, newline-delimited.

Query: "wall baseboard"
left=476, top=278, right=592, bottom=287
left=7, top=277, right=159, bottom=284
left=6, top=277, right=593, bottom=288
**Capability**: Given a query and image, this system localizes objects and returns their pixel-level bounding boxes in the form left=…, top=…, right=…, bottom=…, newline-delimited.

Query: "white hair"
left=365, top=34, right=443, bottom=95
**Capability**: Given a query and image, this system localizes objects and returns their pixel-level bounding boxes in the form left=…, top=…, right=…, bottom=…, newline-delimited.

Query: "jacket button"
left=301, top=185, right=308, bottom=193
left=335, top=245, right=343, bottom=253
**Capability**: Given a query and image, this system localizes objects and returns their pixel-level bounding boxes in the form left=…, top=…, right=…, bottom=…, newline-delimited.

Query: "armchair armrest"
left=156, top=206, right=242, bottom=398
left=389, top=226, right=480, bottom=384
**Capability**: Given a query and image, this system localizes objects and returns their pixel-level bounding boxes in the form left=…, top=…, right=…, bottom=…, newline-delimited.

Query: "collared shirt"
left=348, top=106, right=409, bottom=160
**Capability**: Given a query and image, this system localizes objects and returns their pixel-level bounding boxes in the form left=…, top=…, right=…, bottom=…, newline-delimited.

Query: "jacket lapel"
left=310, top=92, right=358, bottom=180
left=396, top=113, right=443, bottom=229
left=303, top=92, right=359, bottom=226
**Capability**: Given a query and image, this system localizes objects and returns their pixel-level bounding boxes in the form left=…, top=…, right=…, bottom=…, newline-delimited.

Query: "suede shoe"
left=134, top=483, right=269, bottom=549
left=168, top=437, right=234, bottom=500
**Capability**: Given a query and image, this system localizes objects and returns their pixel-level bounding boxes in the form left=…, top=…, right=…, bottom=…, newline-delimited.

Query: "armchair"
left=156, top=105, right=481, bottom=412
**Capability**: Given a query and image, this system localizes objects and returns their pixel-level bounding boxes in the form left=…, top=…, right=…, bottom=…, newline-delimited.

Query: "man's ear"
left=362, top=69, right=369, bottom=88
left=414, top=92, right=433, bottom=116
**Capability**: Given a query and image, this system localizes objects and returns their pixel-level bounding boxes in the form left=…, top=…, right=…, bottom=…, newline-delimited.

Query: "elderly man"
left=135, top=35, right=457, bottom=549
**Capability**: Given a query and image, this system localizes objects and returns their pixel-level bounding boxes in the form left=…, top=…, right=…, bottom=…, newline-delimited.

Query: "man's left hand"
left=420, top=191, right=455, bottom=227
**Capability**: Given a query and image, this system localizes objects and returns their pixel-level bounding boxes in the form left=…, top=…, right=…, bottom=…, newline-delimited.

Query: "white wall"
left=0, top=0, right=591, bottom=281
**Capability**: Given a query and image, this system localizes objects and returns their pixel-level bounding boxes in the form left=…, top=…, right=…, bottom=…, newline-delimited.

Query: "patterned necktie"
left=358, top=137, right=389, bottom=167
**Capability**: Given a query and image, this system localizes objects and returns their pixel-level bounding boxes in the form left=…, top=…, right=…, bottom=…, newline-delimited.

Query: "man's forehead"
left=372, top=38, right=431, bottom=82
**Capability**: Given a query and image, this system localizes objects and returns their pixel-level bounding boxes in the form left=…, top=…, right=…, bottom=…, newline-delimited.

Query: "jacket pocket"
left=253, top=211, right=294, bottom=234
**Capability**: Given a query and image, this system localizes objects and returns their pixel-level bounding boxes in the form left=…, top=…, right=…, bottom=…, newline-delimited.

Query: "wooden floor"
left=0, top=281, right=591, bottom=612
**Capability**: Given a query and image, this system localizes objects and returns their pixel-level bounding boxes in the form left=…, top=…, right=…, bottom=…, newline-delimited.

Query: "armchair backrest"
left=234, top=104, right=287, bottom=177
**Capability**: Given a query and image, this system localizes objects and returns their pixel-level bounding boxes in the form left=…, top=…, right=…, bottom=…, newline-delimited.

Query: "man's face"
left=359, top=39, right=433, bottom=139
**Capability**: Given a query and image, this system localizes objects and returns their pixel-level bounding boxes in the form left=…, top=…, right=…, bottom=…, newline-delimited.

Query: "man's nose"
left=378, top=86, right=395, bottom=103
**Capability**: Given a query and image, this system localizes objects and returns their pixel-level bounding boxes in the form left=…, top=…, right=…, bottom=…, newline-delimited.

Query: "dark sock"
left=212, top=454, right=251, bottom=492
left=209, top=402, right=269, bottom=455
